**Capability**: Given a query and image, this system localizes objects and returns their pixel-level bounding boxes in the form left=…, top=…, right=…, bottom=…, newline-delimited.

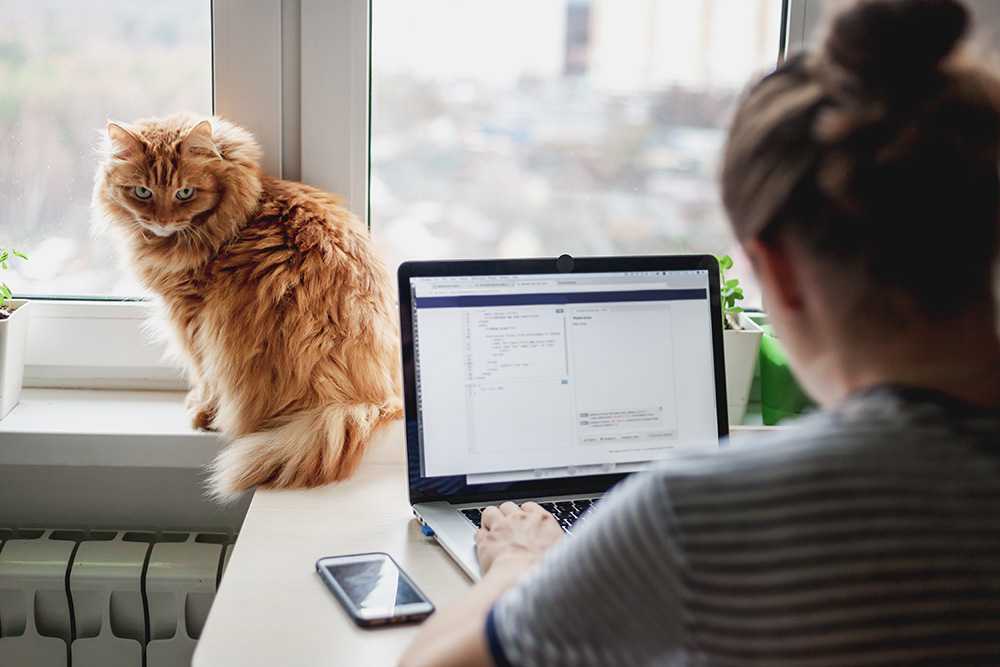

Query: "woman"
left=401, top=1, right=1000, bottom=664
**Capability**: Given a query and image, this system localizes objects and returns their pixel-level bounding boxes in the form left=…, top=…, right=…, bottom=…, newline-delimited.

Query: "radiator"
left=0, top=528, right=235, bottom=667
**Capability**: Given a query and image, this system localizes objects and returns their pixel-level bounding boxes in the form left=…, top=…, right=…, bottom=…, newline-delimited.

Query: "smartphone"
left=316, top=552, right=435, bottom=627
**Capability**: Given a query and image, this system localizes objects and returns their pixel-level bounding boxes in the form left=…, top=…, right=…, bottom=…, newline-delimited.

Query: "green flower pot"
left=748, top=314, right=816, bottom=426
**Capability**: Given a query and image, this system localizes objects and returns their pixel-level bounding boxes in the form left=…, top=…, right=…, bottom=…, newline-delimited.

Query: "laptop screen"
left=408, top=269, right=720, bottom=486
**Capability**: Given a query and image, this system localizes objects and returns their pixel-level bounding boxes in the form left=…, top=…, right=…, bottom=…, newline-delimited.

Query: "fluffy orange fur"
left=92, top=114, right=402, bottom=501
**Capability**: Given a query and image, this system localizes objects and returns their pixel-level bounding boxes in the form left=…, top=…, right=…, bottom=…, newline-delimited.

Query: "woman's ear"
left=744, top=236, right=805, bottom=313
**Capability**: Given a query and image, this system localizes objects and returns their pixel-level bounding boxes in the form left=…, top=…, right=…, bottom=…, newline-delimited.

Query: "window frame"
left=23, top=0, right=791, bottom=390
left=785, top=0, right=820, bottom=51
left=22, top=0, right=371, bottom=390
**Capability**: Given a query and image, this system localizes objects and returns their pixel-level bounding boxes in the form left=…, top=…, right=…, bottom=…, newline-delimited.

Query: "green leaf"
left=0, top=250, right=7, bottom=264
left=12, top=250, right=28, bottom=260
left=724, top=278, right=739, bottom=289
left=719, top=255, right=733, bottom=270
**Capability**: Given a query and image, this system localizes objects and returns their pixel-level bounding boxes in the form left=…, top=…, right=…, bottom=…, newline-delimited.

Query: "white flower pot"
left=0, top=299, right=31, bottom=420
left=723, top=311, right=763, bottom=425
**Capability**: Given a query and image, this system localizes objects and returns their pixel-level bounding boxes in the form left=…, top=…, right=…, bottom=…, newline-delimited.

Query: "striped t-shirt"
left=489, top=385, right=1000, bottom=666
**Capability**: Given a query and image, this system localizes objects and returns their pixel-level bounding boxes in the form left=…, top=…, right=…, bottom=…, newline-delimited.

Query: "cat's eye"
left=175, top=187, right=196, bottom=201
left=133, top=186, right=153, bottom=200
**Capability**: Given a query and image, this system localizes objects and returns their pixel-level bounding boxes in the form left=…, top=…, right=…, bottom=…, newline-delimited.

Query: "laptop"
left=398, top=254, right=728, bottom=580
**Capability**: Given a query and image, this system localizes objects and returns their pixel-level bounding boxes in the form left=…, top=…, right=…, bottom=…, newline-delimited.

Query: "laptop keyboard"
left=460, top=498, right=598, bottom=534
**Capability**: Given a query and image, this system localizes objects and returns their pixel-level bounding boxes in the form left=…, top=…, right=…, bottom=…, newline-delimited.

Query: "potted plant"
left=0, top=247, right=31, bottom=420
left=719, top=255, right=762, bottom=425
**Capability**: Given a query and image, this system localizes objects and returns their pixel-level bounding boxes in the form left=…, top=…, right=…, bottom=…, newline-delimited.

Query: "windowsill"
left=0, top=388, right=220, bottom=468
left=0, top=388, right=787, bottom=470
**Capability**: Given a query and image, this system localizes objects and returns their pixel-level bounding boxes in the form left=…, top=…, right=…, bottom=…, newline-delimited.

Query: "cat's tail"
left=207, top=401, right=401, bottom=502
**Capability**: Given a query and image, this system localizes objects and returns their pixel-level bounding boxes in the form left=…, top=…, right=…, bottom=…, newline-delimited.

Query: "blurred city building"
left=372, top=0, right=781, bottom=303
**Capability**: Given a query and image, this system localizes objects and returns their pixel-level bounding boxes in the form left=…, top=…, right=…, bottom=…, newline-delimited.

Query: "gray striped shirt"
left=491, top=386, right=1000, bottom=666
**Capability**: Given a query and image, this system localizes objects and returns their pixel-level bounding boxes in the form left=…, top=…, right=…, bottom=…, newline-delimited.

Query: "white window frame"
left=785, top=0, right=821, bottom=52
left=24, top=0, right=370, bottom=390
left=26, top=0, right=800, bottom=390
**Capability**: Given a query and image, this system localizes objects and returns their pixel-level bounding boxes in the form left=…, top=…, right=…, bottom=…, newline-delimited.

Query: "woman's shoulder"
left=649, top=385, right=1000, bottom=500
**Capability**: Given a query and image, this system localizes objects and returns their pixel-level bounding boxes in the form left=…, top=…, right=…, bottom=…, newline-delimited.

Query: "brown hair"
left=721, top=0, right=1000, bottom=315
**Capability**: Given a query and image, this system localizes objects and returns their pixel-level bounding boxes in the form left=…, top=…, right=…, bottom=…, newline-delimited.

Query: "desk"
left=195, top=424, right=768, bottom=666
left=193, top=421, right=468, bottom=666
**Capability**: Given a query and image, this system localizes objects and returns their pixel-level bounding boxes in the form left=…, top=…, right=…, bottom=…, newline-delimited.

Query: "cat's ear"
left=106, top=121, right=143, bottom=161
left=181, top=120, right=221, bottom=160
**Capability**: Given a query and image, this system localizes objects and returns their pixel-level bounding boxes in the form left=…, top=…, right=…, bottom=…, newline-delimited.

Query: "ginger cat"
left=92, top=114, right=402, bottom=500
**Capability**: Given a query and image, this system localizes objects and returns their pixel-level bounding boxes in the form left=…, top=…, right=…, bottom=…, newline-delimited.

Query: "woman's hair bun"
left=822, top=0, right=969, bottom=97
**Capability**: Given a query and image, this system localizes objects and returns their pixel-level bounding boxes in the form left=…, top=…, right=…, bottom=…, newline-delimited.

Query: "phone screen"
left=318, top=553, right=433, bottom=623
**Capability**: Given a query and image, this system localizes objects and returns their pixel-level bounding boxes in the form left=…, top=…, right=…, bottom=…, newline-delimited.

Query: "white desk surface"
left=193, top=420, right=469, bottom=667
left=194, top=424, right=767, bottom=666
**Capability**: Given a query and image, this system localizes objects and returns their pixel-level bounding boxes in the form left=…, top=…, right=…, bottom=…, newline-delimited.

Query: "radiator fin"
left=0, top=529, right=234, bottom=667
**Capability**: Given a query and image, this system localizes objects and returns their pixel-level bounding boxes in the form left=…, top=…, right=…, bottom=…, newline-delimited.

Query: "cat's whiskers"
left=180, top=226, right=199, bottom=255
left=184, top=223, right=211, bottom=253
left=177, top=228, right=191, bottom=253
left=133, top=221, right=153, bottom=243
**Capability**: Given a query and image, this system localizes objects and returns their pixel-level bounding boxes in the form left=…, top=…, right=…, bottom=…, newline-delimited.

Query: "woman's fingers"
left=481, top=506, right=503, bottom=530
left=499, top=501, right=520, bottom=516
left=482, top=501, right=540, bottom=531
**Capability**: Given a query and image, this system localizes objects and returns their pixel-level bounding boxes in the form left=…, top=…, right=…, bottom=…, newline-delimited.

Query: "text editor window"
left=412, top=273, right=720, bottom=482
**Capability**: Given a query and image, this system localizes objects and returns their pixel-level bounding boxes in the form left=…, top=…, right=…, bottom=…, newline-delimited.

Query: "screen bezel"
left=316, top=552, right=435, bottom=621
left=398, top=255, right=729, bottom=506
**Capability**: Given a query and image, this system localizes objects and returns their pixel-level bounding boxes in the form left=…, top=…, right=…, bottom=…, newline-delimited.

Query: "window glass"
left=372, top=0, right=782, bottom=304
left=1, top=0, right=212, bottom=297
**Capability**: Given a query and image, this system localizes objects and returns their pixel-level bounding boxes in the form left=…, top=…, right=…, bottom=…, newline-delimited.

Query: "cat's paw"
left=186, top=390, right=219, bottom=432
left=191, top=407, right=219, bottom=432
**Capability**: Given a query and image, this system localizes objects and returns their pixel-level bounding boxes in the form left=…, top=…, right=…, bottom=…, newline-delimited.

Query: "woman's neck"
left=834, top=308, right=1000, bottom=409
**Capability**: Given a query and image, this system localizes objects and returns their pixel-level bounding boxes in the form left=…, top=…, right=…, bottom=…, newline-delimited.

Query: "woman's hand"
left=476, top=501, right=565, bottom=575
left=400, top=502, right=564, bottom=667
